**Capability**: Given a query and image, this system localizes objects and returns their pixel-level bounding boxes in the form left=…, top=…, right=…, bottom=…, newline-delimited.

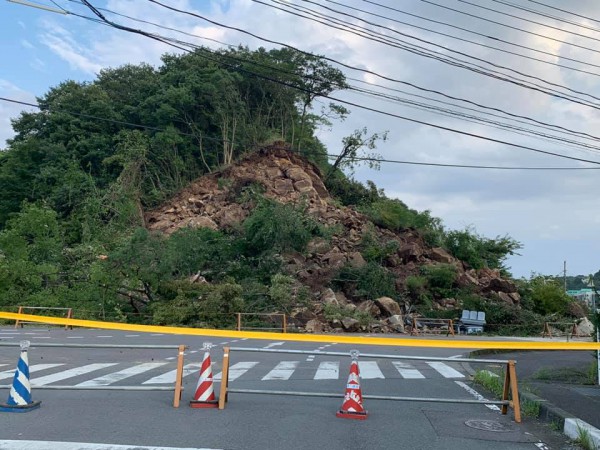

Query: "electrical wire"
left=255, top=0, right=600, bottom=107
left=67, top=0, right=600, bottom=144
left=423, top=0, right=600, bottom=55
left=2, top=96, right=598, bottom=170
left=525, top=0, right=600, bottom=26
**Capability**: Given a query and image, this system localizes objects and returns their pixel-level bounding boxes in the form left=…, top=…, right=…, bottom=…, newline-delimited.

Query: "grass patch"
left=473, top=369, right=542, bottom=418
left=533, top=364, right=598, bottom=385
left=574, top=424, right=596, bottom=450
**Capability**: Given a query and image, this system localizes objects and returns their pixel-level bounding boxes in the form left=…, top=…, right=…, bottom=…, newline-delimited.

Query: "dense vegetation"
left=0, top=47, right=591, bottom=333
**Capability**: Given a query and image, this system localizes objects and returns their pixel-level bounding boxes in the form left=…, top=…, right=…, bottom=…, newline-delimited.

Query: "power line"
left=458, top=0, right=600, bottom=44
left=3, top=96, right=597, bottom=170
left=491, top=0, right=600, bottom=34
left=69, top=0, right=600, bottom=144
left=423, top=0, right=600, bottom=55
left=78, top=0, right=600, bottom=165
left=13, top=1, right=600, bottom=166
left=357, top=0, right=600, bottom=75
left=257, top=0, right=600, bottom=108
left=525, top=0, right=600, bottom=26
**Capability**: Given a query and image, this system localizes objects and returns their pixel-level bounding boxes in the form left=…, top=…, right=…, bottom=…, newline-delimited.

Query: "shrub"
left=243, top=198, right=322, bottom=254
left=333, top=262, right=396, bottom=299
left=360, top=230, right=399, bottom=263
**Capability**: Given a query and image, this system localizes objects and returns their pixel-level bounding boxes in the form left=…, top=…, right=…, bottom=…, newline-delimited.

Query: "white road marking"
left=358, top=361, right=384, bottom=379
left=219, top=341, right=229, bottom=345
left=150, top=334, right=163, bottom=336
left=77, top=363, right=168, bottom=387
left=306, top=355, right=315, bottom=362
left=35, top=336, right=51, bottom=339
left=0, top=440, right=222, bottom=450
left=262, top=361, right=299, bottom=380
left=164, top=357, right=176, bottom=361
left=392, top=361, right=425, bottom=379
left=455, top=381, right=500, bottom=411
left=0, top=336, right=13, bottom=339
left=214, top=362, right=258, bottom=381
left=427, top=361, right=464, bottom=378
left=125, top=335, right=139, bottom=337
left=143, top=364, right=200, bottom=385
left=449, top=354, right=463, bottom=359
left=66, top=336, right=83, bottom=339
left=263, top=342, right=284, bottom=349
left=0, top=364, right=64, bottom=381
left=314, top=361, right=339, bottom=380
left=96, top=336, right=113, bottom=338
left=32, top=363, right=119, bottom=386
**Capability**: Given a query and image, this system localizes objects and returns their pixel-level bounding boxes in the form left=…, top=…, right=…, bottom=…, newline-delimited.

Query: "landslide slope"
left=145, top=143, right=520, bottom=332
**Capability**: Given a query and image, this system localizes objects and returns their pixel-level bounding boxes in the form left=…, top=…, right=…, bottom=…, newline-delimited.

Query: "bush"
left=421, top=264, right=456, bottom=290
left=333, top=262, right=396, bottom=299
left=243, top=198, right=322, bottom=254
left=360, top=230, right=399, bottom=263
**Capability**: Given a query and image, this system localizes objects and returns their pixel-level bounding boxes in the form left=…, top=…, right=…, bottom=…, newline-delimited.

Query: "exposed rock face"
left=145, top=143, right=523, bottom=333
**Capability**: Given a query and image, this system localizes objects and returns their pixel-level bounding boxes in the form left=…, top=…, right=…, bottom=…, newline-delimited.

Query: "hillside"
left=145, top=143, right=521, bottom=333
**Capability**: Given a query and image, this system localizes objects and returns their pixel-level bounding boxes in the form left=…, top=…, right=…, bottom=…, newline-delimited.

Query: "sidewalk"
left=474, top=347, right=600, bottom=447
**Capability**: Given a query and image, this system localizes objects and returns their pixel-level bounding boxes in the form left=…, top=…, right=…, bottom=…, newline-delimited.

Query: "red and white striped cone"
left=336, top=350, right=367, bottom=420
left=190, top=342, right=218, bottom=409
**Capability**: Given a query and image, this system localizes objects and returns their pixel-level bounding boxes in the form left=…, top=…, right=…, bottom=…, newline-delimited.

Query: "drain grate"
left=464, top=419, right=514, bottom=432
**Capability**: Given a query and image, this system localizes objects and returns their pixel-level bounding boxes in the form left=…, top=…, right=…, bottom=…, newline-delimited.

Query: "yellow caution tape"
left=1, top=311, right=599, bottom=350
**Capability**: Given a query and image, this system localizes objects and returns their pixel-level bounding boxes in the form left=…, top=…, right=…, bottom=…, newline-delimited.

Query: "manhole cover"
left=464, top=419, right=513, bottom=432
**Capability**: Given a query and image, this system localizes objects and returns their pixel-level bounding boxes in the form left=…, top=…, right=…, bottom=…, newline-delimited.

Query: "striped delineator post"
left=336, top=350, right=367, bottom=420
left=190, top=342, right=218, bottom=409
left=0, top=340, right=41, bottom=413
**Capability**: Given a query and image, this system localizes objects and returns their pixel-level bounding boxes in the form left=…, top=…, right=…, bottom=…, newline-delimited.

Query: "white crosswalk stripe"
left=426, top=361, right=465, bottom=378
left=214, top=362, right=258, bottom=381
left=358, top=361, right=385, bottom=379
left=142, top=364, right=200, bottom=385
left=0, top=359, right=466, bottom=386
left=77, top=363, right=168, bottom=387
left=262, top=361, right=299, bottom=380
left=314, top=361, right=339, bottom=380
left=32, top=363, right=119, bottom=386
left=392, top=361, right=425, bottom=379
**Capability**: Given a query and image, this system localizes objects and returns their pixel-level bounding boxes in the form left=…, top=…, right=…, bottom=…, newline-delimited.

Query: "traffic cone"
left=190, top=343, right=218, bottom=409
left=0, top=341, right=41, bottom=413
left=336, top=351, right=367, bottom=420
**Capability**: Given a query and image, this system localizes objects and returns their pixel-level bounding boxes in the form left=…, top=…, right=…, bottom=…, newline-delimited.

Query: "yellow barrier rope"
left=1, top=311, right=599, bottom=350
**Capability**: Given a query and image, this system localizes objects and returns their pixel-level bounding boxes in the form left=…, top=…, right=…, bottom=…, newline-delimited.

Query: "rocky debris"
left=145, top=143, right=523, bottom=333
left=385, top=314, right=405, bottom=333
left=341, top=317, right=360, bottom=332
left=375, top=297, right=402, bottom=317
left=577, top=317, right=594, bottom=336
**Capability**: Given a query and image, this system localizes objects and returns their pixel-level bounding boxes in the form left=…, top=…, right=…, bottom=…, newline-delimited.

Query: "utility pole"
left=563, top=261, right=567, bottom=292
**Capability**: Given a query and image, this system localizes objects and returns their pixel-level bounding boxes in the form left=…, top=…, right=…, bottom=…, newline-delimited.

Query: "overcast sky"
left=1, top=0, right=599, bottom=279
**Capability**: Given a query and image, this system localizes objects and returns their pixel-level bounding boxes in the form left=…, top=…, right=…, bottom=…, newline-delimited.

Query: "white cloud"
left=0, top=80, right=37, bottom=148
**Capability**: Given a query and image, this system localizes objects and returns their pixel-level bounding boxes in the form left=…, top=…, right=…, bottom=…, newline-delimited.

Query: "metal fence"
left=217, top=346, right=522, bottom=422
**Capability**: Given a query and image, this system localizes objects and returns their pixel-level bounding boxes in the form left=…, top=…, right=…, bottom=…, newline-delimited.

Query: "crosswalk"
left=0, top=359, right=466, bottom=387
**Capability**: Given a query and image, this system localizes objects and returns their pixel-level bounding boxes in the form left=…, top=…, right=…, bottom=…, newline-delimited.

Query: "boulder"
left=375, top=297, right=402, bottom=317
left=386, top=314, right=405, bottom=333
left=577, top=317, right=594, bottom=336
left=357, top=300, right=381, bottom=316
left=398, top=242, right=423, bottom=262
left=486, top=277, right=517, bottom=293
left=273, top=178, right=294, bottom=195
left=306, top=237, right=331, bottom=254
left=187, top=216, right=218, bottom=231
left=508, top=292, right=521, bottom=304
left=335, top=291, right=349, bottom=305
left=321, top=249, right=346, bottom=270
left=566, top=301, right=586, bottom=319
left=341, top=317, right=360, bottom=332
left=305, top=319, right=325, bottom=333
left=429, top=247, right=455, bottom=264
left=286, top=167, right=311, bottom=182
left=347, top=252, right=367, bottom=268
left=321, top=288, right=338, bottom=306
left=497, top=291, right=514, bottom=304
left=293, top=179, right=314, bottom=193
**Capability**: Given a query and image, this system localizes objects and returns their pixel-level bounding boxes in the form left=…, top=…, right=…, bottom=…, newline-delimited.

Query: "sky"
left=1, top=0, right=599, bottom=279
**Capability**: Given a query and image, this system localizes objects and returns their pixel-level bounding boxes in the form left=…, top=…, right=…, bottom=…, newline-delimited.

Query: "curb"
left=465, top=351, right=600, bottom=449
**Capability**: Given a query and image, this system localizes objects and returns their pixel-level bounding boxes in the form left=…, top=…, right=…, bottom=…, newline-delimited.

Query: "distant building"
left=566, top=288, right=597, bottom=308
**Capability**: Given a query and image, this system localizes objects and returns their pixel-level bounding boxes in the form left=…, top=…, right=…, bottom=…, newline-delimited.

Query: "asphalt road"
left=0, top=327, right=575, bottom=450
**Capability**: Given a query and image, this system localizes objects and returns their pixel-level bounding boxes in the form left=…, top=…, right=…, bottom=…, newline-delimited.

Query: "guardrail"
left=235, top=312, right=286, bottom=333
left=217, top=347, right=522, bottom=423
left=410, top=317, right=455, bottom=336
left=0, top=342, right=187, bottom=407
left=14, top=306, right=73, bottom=330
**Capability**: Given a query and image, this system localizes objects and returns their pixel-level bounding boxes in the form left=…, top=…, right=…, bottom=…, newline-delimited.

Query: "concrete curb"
left=465, top=351, right=600, bottom=449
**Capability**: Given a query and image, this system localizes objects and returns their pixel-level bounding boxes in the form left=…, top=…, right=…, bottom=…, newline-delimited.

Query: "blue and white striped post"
left=0, top=340, right=41, bottom=413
